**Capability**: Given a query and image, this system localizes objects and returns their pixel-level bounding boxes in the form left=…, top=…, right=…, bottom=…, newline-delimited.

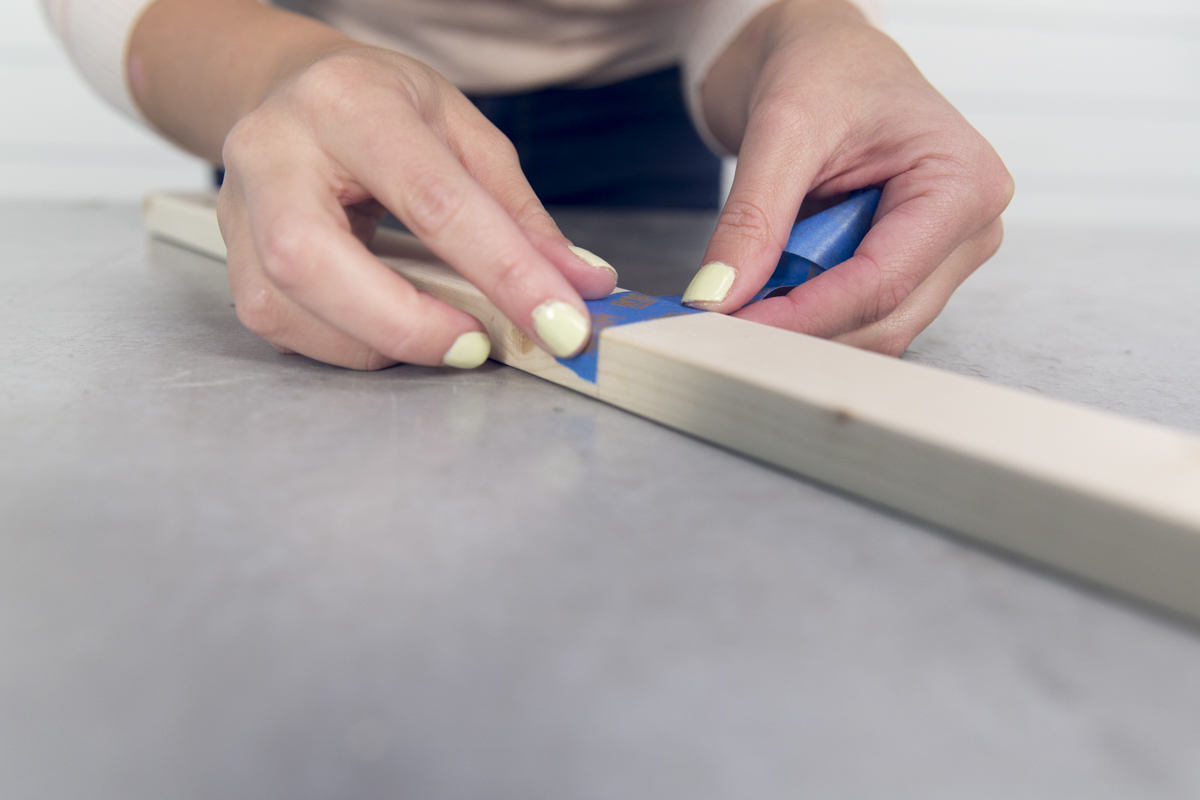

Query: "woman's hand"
left=218, top=46, right=617, bottom=369
left=131, top=0, right=616, bottom=370
left=690, top=0, right=1014, bottom=355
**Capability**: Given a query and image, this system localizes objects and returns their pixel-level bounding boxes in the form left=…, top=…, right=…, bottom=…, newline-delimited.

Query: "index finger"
left=319, top=81, right=594, bottom=358
left=680, top=100, right=826, bottom=312
left=225, top=149, right=493, bottom=368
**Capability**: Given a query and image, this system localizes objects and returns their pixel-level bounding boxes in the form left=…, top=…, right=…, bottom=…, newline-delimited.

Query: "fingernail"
left=567, top=245, right=618, bottom=279
left=532, top=300, right=590, bottom=358
left=682, top=261, right=737, bottom=305
left=442, top=331, right=491, bottom=369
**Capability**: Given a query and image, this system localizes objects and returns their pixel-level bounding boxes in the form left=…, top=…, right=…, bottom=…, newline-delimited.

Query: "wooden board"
left=143, top=191, right=1200, bottom=621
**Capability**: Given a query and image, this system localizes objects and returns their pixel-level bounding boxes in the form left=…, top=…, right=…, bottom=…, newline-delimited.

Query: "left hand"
left=688, top=0, right=1014, bottom=355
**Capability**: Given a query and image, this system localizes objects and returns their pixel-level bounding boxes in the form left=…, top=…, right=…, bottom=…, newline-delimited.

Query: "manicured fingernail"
left=682, top=261, right=737, bottom=305
left=532, top=300, right=590, bottom=358
left=442, top=331, right=491, bottom=369
left=568, top=245, right=618, bottom=279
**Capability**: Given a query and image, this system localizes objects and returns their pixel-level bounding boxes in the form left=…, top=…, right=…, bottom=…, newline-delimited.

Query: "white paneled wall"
left=0, top=1, right=209, bottom=199
left=884, top=0, right=1200, bottom=226
left=1, top=0, right=1197, bottom=227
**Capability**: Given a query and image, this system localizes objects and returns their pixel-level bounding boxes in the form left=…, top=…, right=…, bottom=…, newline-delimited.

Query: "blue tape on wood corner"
left=751, top=188, right=881, bottom=302
left=555, top=189, right=881, bottom=383
left=554, top=292, right=703, bottom=383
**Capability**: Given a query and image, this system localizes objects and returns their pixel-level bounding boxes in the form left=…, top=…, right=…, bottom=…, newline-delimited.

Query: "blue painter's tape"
left=555, top=291, right=704, bottom=382
left=751, top=188, right=882, bottom=302
left=555, top=190, right=880, bottom=382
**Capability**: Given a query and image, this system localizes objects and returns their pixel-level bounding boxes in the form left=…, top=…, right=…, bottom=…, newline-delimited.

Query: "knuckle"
left=981, top=218, right=1005, bottom=261
left=389, top=55, right=442, bottom=107
left=257, top=221, right=319, bottom=291
left=233, top=282, right=282, bottom=340
left=214, top=189, right=242, bottom=243
left=490, top=249, right=534, bottom=293
left=982, top=155, right=1016, bottom=217
left=997, top=163, right=1016, bottom=206
left=781, top=294, right=825, bottom=335
left=403, top=170, right=464, bottom=237
left=715, top=197, right=777, bottom=247
left=959, top=138, right=1015, bottom=219
left=495, top=133, right=520, bottom=164
left=877, top=330, right=914, bottom=357
left=871, top=279, right=910, bottom=323
left=751, top=96, right=809, bottom=139
left=292, top=57, right=364, bottom=118
left=221, top=114, right=268, bottom=170
left=509, top=193, right=552, bottom=231
left=479, top=124, right=519, bottom=162
left=850, top=250, right=910, bottom=325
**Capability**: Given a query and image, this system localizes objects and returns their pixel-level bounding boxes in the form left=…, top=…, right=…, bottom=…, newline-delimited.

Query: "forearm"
left=700, top=0, right=875, bottom=153
left=128, top=0, right=357, bottom=163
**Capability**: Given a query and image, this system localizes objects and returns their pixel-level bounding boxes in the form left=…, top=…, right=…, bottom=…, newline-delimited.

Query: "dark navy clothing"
left=216, top=67, right=721, bottom=209
left=468, top=67, right=721, bottom=209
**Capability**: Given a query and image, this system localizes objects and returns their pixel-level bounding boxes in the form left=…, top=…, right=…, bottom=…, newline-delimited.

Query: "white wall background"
left=1, top=0, right=1197, bottom=228
left=885, top=0, right=1200, bottom=228
left=0, top=1, right=210, bottom=199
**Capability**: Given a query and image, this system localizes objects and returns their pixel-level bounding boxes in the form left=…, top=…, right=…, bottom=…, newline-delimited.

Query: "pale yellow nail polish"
left=568, top=245, right=618, bottom=280
left=532, top=300, right=590, bottom=358
left=441, top=331, right=491, bottom=369
left=682, top=261, right=737, bottom=305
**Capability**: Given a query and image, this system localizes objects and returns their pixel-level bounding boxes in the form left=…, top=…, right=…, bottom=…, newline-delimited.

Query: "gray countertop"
left=2, top=201, right=1199, bottom=799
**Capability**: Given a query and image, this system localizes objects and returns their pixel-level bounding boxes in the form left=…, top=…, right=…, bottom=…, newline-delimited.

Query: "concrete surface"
left=2, top=201, right=1199, bottom=799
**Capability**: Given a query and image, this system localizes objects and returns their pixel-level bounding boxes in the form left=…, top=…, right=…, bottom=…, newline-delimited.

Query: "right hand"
left=217, top=46, right=618, bottom=370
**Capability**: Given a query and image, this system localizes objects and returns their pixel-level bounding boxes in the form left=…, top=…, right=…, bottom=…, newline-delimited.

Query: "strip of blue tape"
left=750, top=188, right=881, bottom=302
left=554, top=292, right=704, bottom=382
left=554, top=188, right=882, bottom=383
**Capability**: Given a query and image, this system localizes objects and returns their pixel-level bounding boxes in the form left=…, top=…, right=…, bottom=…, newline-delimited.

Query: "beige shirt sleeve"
left=41, top=0, right=883, bottom=150
left=40, top=0, right=159, bottom=121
